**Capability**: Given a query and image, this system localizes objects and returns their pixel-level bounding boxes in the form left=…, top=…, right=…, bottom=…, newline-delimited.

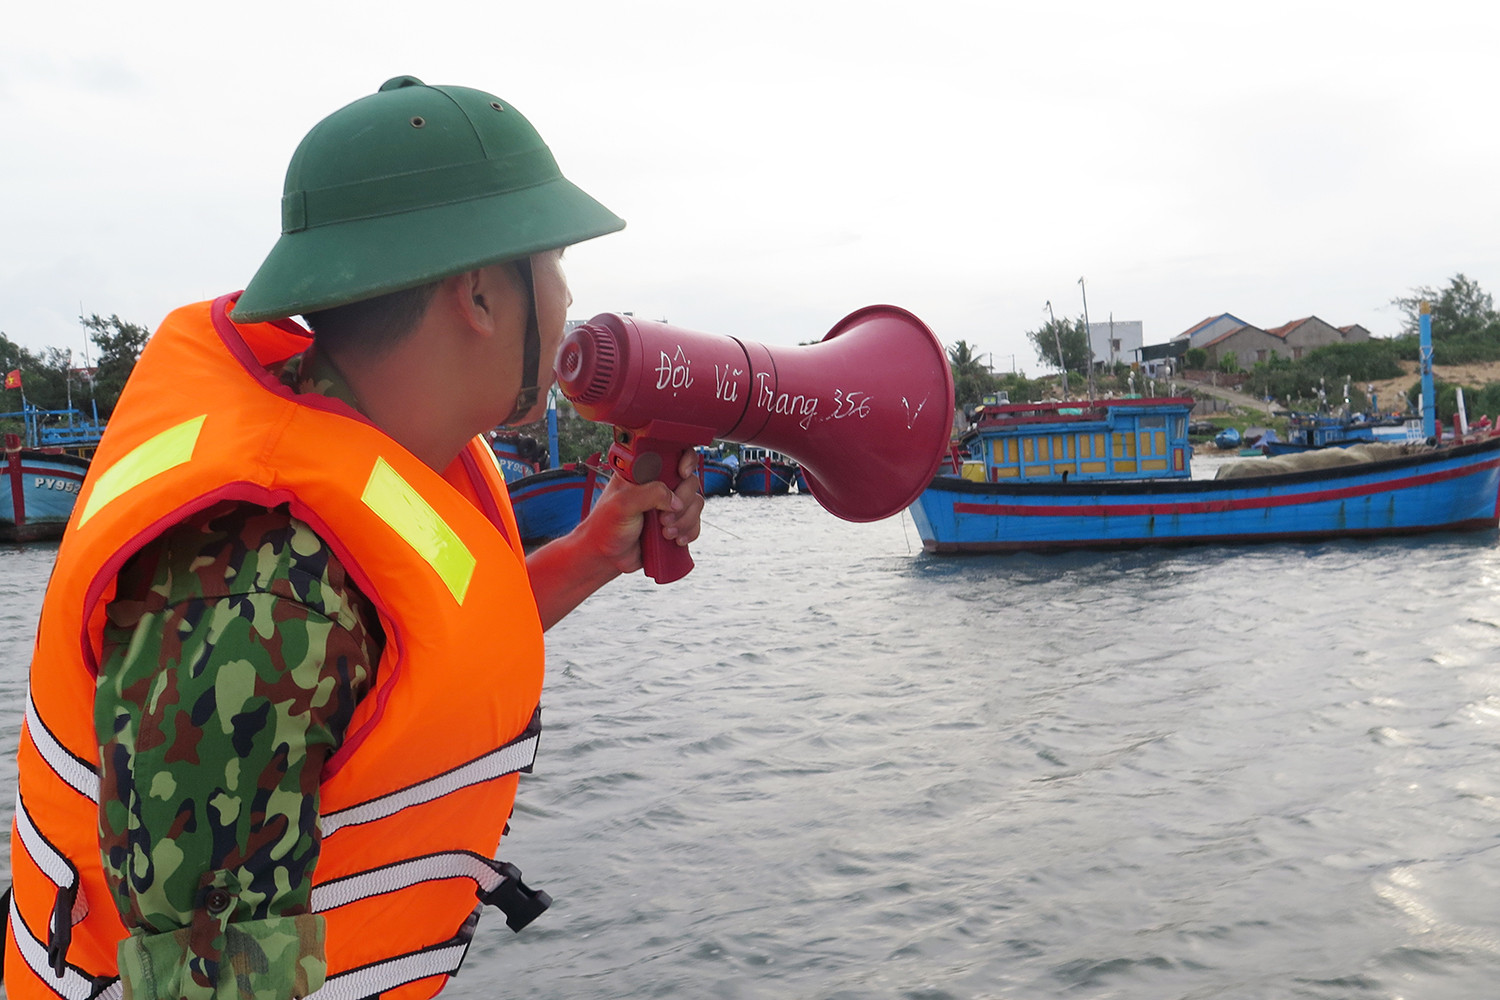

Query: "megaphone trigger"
left=557, top=307, right=954, bottom=584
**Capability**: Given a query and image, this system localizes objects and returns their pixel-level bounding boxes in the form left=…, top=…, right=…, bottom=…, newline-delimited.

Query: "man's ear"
left=448, top=270, right=493, bottom=334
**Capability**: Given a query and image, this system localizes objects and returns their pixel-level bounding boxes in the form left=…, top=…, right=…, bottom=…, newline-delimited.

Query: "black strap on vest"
left=500, top=257, right=541, bottom=427
left=48, top=882, right=77, bottom=977
left=1, top=884, right=9, bottom=983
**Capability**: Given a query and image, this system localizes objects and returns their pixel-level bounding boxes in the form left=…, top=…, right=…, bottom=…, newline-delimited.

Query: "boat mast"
left=1420, top=300, right=1435, bottom=439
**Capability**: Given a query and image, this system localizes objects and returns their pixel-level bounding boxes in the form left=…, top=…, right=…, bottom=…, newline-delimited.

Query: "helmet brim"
left=232, top=174, right=624, bottom=324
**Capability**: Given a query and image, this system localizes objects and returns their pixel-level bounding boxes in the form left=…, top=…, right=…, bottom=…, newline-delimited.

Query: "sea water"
left=2, top=486, right=1499, bottom=999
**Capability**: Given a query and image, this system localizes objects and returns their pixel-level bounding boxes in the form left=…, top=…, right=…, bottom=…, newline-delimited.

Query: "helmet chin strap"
left=500, top=257, right=541, bottom=426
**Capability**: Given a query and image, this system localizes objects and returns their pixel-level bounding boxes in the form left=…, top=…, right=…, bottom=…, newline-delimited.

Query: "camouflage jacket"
left=94, top=351, right=384, bottom=1000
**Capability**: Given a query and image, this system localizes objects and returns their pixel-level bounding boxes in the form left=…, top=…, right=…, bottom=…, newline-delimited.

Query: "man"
left=7, top=77, right=702, bottom=1000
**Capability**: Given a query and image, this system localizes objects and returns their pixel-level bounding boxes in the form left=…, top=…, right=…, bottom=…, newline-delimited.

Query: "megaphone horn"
left=555, top=306, right=955, bottom=582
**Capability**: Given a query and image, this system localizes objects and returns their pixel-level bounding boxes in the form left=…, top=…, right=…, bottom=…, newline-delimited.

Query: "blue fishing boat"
left=696, top=447, right=735, bottom=497
left=734, top=447, right=797, bottom=496
left=1261, top=411, right=1380, bottom=455
left=0, top=434, right=91, bottom=542
left=489, top=431, right=546, bottom=482
left=908, top=395, right=1500, bottom=553
left=508, top=459, right=609, bottom=544
left=1213, top=426, right=1241, bottom=450
left=492, top=392, right=612, bottom=544
left=0, top=404, right=107, bottom=541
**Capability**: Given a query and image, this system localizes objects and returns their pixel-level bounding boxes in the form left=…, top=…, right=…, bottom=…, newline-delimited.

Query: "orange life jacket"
left=7, top=294, right=548, bottom=1000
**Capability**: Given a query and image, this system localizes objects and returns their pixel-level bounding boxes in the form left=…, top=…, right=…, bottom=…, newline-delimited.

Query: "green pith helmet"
left=232, top=76, right=624, bottom=323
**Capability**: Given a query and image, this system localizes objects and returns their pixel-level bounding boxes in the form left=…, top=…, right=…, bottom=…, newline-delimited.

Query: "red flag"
left=3, top=370, right=19, bottom=390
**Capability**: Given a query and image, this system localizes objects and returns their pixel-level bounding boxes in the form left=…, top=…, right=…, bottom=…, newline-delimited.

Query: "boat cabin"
left=739, top=446, right=795, bottom=466
left=959, top=396, right=1194, bottom=484
left=1283, top=412, right=1376, bottom=448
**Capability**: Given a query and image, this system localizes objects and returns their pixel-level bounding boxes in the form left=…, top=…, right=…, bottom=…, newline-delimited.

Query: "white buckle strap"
left=25, top=692, right=100, bottom=804
left=8, top=894, right=120, bottom=1000
left=309, top=850, right=505, bottom=913
left=305, top=940, right=470, bottom=1000
left=321, top=722, right=539, bottom=837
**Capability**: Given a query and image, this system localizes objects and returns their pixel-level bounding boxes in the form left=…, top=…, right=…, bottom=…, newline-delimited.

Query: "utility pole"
left=1044, top=300, right=1069, bottom=397
left=1079, top=276, right=1095, bottom=402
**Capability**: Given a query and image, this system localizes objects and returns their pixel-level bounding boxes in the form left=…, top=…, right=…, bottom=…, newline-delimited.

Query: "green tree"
left=80, top=313, right=151, bottom=414
left=1390, top=273, right=1500, bottom=364
left=946, top=339, right=1000, bottom=411
left=1026, top=316, right=1091, bottom=374
left=1392, top=273, right=1496, bottom=338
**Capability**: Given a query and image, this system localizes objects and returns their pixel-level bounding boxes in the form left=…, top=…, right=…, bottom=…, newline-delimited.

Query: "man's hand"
left=526, top=449, right=705, bottom=628
left=582, top=449, right=705, bottom=574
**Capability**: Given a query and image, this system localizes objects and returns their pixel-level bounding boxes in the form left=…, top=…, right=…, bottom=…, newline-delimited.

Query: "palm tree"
left=947, top=340, right=995, bottom=410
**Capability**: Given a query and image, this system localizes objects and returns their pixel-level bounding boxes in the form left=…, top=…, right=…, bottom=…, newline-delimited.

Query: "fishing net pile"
left=1213, top=442, right=1426, bottom=480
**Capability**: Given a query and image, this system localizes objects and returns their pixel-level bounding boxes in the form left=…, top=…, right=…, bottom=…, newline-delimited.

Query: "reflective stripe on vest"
left=77, top=416, right=206, bottom=527
left=25, top=693, right=98, bottom=804
left=320, top=713, right=539, bottom=837
left=14, top=797, right=87, bottom=921
left=360, top=457, right=476, bottom=605
left=307, top=941, right=471, bottom=1000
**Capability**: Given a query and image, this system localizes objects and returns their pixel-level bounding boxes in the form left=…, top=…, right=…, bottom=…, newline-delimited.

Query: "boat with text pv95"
left=907, top=395, right=1500, bottom=554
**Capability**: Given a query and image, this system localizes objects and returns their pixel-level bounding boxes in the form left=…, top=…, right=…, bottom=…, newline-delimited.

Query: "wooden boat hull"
left=1, top=448, right=90, bottom=542
left=909, top=437, right=1500, bottom=553
left=698, top=457, right=734, bottom=497
left=507, top=465, right=608, bottom=544
left=734, top=460, right=796, bottom=496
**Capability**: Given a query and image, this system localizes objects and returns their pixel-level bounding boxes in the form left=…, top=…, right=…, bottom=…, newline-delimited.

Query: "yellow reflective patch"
left=79, top=415, right=207, bottom=526
left=362, top=457, right=475, bottom=604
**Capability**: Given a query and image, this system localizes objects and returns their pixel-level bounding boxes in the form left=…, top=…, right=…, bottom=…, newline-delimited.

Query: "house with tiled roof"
left=1173, top=313, right=1251, bottom=349
left=1263, top=316, right=1366, bottom=359
left=1201, top=324, right=1282, bottom=370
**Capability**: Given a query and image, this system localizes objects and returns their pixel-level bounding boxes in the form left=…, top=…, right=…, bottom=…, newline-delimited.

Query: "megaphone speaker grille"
left=555, top=323, right=618, bottom=406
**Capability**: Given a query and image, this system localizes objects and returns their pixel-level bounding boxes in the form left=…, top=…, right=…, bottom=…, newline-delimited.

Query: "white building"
left=1087, top=319, right=1143, bottom=367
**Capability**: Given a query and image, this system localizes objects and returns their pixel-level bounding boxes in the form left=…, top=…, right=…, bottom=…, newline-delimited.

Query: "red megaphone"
left=554, top=305, right=954, bottom=583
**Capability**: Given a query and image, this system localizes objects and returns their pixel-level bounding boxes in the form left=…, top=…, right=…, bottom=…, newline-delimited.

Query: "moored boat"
left=734, top=447, right=797, bottom=496
left=489, top=431, right=547, bottom=482
left=696, top=448, right=735, bottom=497
left=508, top=457, right=610, bottom=545
left=0, top=434, right=91, bottom=542
left=909, top=395, right=1500, bottom=554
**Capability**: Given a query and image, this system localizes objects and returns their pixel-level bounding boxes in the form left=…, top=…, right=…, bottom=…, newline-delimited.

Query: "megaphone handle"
left=611, top=432, right=696, bottom=584
left=642, top=509, right=695, bottom=584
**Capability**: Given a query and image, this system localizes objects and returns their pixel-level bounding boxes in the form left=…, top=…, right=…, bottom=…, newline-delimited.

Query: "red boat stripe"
left=951, top=458, right=1500, bottom=518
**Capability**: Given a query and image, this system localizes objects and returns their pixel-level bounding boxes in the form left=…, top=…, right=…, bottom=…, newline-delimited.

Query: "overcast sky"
left=4, top=1, right=1497, bottom=376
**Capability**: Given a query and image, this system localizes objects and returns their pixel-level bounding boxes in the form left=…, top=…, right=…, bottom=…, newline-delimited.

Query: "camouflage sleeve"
left=94, top=501, right=383, bottom=1000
